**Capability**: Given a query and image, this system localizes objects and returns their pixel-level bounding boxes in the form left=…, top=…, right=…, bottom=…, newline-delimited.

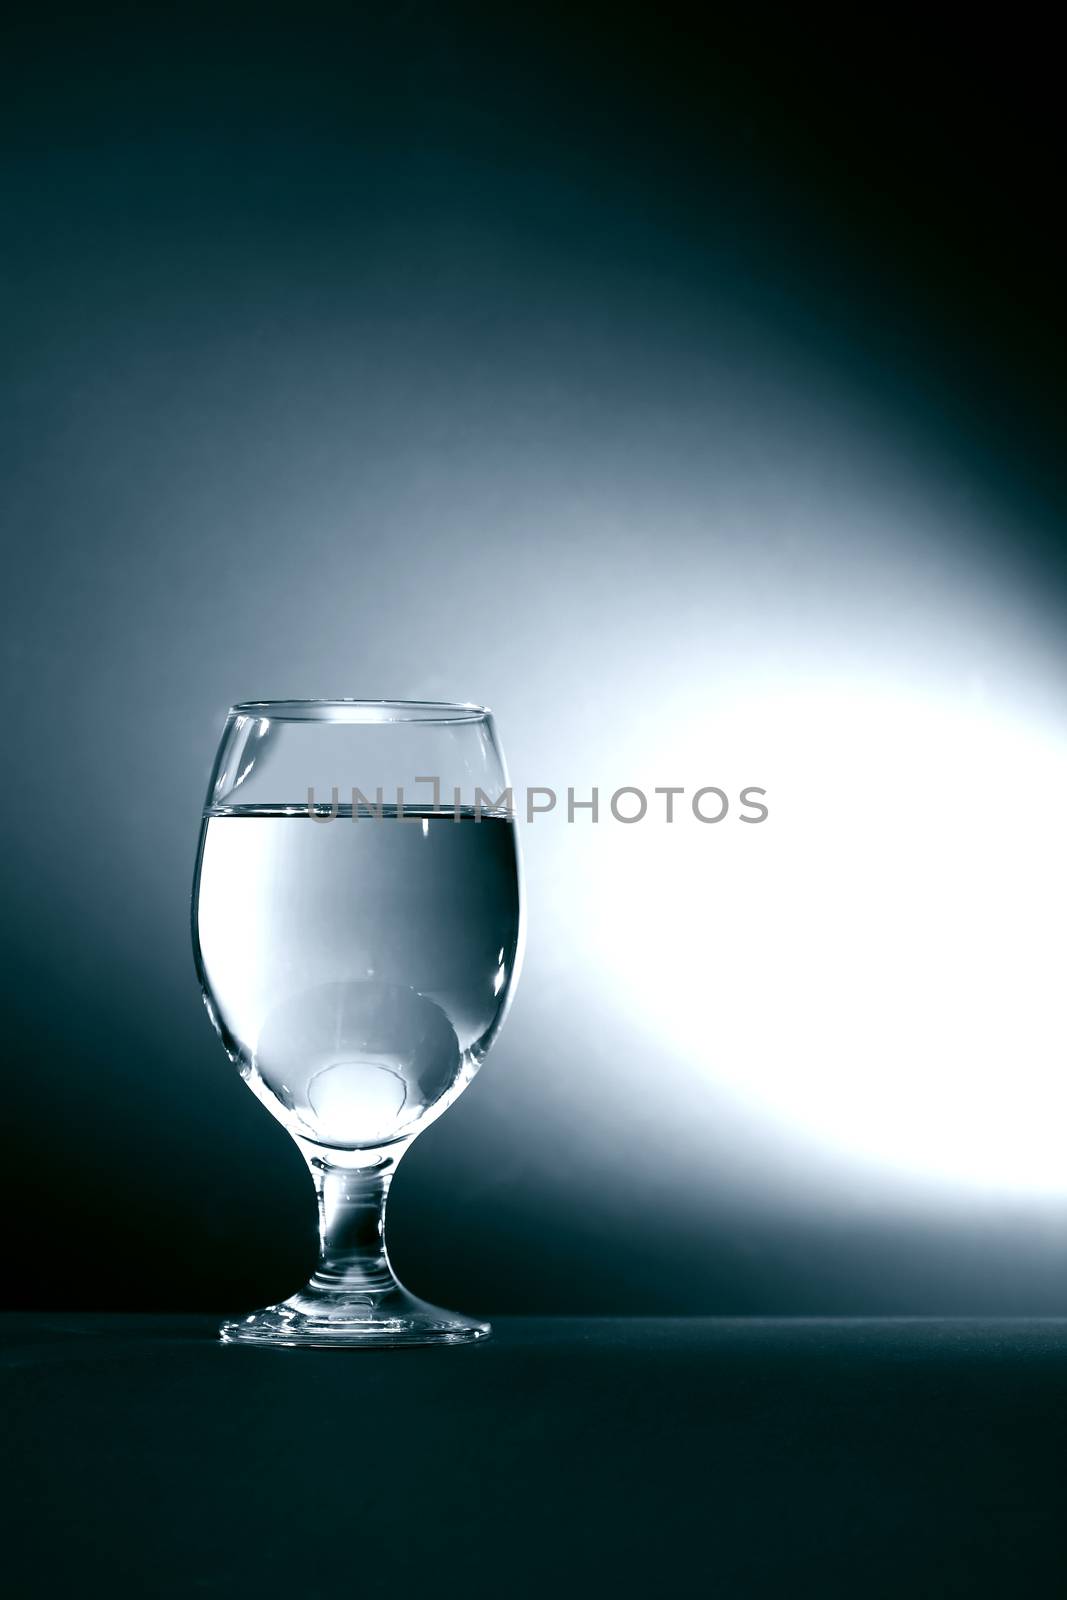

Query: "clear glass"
left=192, top=700, right=523, bottom=1346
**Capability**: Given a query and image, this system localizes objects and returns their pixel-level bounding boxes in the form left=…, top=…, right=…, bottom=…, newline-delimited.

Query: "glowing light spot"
left=578, top=677, right=1067, bottom=1194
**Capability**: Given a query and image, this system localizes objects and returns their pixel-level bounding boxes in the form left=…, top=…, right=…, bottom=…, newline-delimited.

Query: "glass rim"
left=229, top=698, right=492, bottom=724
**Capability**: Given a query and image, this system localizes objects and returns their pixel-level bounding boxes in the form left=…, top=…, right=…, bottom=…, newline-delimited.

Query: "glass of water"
left=192, top=700, right=523, bottom=1347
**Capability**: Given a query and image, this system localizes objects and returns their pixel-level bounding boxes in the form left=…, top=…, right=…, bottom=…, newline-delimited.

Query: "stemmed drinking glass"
left=192, top=700, right=523, bottom=1346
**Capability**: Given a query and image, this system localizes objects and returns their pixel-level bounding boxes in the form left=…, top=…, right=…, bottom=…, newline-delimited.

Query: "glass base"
left=220, top=1284, right=490, bottom=1349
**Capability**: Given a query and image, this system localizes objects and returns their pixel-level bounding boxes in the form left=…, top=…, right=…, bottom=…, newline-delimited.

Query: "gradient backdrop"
left=4, top=5, right=1067, bottom=1313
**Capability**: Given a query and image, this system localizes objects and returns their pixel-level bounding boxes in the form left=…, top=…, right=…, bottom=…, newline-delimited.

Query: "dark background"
left=4, top=4, right=1067, bottom=1315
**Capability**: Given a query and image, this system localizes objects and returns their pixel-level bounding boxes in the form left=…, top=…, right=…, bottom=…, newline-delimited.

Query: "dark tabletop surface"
left=4, top=1315, right=1067, bottom=1597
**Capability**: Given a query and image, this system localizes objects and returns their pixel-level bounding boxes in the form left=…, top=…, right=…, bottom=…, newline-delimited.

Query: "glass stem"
left=306, top=1157, right=399, bottom=1301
